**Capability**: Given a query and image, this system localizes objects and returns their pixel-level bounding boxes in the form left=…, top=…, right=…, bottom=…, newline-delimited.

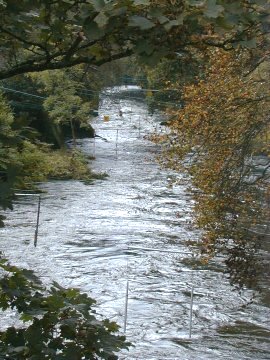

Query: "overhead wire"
left=0, top=86, right=46, bottom=99
left=0, top=84, right=182, bottom=109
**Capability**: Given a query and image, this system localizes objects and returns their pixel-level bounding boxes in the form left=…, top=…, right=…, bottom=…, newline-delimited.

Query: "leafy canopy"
left=0, top=0, right=268, bottom=79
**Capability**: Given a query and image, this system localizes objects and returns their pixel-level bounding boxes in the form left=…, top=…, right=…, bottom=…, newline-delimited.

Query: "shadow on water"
left=0, top=86, right=269, bottom=359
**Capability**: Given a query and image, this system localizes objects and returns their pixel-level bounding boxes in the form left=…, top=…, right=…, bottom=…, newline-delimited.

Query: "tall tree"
left=157, top=46, right=270, bottom=287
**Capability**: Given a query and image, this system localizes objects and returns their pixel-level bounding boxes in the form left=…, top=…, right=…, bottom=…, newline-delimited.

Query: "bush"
left=0, top=258, right=130, bottom=359
left=16, top=141, right=103, bottom=187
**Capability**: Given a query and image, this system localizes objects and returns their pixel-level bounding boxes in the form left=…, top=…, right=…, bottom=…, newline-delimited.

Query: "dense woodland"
left=0, top=0, right=269, bottom=358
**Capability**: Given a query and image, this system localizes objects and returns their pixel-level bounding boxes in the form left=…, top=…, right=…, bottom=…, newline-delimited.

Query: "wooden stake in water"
left=189, top=284, right=194, bottom=339
left=138, top=117, right=141, bottom=138
left=34, top=195, right=41, bottom=247
left=124, top=279, right=129, bottom=333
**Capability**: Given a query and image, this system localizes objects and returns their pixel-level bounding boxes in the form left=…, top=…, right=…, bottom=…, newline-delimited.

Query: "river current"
left=0, top=86, right=269, bottom=359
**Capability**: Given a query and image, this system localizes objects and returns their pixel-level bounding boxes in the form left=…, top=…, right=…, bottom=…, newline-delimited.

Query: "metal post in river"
left=124, top=279, right=129, bottom=333
left=34, top=195, right=41, bottom=247
left=189, top=284, right=194, bottom=339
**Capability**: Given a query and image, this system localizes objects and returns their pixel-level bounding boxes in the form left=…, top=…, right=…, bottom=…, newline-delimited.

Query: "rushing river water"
left=0, top=86, right=270, bottom=359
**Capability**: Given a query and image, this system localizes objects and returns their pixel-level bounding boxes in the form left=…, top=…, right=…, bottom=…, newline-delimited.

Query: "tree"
left=0, top=0, right=268, bottom=80
left=156, top=46, right=270, bottom=287
left=30, top=68, right=94, bottom=146
left=0, top=91, right=22, bottom=226
left=144, top=51, right=203, bottom=111
left=0, top=75, right=99, bottom=227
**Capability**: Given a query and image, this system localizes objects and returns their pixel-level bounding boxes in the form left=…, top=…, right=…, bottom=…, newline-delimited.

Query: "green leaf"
left=3, top=327, right=24, bottom=347
left=134, top=39, right=155, bottom=55
left=222, top=2, right=243, bottom=15
left=60, top=323, right=76, bottom=339
left=24, top=321, right=43, bottom=348
left=128, top=15, right=154, bottom=30
left=83, top=21, right=105, bottom=41
left=63, top=343, right=82, bottom=359
left=20, top=314, right=33, bottom=322
left=89, top=43, right=106, bottom=60
left=240, top=38, right=257, bottom=48
left=39, top=293, right=63, bottom=312
left=0, top=260, right=131, bottom=357
left=149, top=8, right=163, bottom=17
left=156, top=15, right=169, bottom=25
left=95, top=11, right=109, bottom=28
left=164, top=15, right=184, bottom=30
left=133, top=0, right=150, bottom=5
left=92, top=0, right=105, bottom=11
left=204, top=0, right=224, bottom=18
left=103, top=319, right=120, bottom=332
left=216, top=14, right=239, bottom=30
left=110, top=5, right=127, bottom=17
left=64, top=288, right=80, bottom=299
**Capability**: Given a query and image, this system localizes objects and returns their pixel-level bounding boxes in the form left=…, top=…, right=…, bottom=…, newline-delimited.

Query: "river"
left=0, top=86, right=269, bottom=359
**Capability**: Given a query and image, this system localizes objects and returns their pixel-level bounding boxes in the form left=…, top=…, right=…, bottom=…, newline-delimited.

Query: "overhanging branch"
left=0, top=49, right=134, bottom=80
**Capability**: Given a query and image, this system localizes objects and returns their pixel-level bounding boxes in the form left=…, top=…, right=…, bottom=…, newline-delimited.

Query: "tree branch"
left=0, top=49, right=134, bottom=80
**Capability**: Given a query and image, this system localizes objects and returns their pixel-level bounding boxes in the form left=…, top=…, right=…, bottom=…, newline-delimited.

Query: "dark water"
left=0, top=86, right=269, bottom=359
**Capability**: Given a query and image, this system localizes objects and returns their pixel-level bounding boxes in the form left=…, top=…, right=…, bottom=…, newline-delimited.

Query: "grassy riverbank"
left=16, top=141, right=107, bottom=189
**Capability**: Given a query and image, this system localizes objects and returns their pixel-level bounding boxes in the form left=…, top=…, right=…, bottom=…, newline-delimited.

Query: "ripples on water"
left=0, top=87, right=269, bottom=359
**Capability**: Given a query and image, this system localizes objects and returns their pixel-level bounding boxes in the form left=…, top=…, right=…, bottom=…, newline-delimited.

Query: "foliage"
left=0, top=89, right=100, bottom=227
left=144, top=52, right=203, bottom=110
left=87, top=57, right=145, bottom=89
left=29, top=69, right=94, bottom=146
left=0, top=258, right=130, bottom=359
left=156, top=47, right=270, bottom=287
left=16, top=141, right=100, bottom=185
left=0, top=0, right=268, bottom=80
left=0, top=91, right=22, bottom=225
left=0, top=74, right=66, bottom=149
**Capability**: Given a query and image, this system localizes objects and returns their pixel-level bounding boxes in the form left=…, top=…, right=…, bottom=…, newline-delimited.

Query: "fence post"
left=34, top=195, right=41, bottom=247
left=188, top=284, right=194, bottom=339
left=116, top=129, right=119, bottom=148
left=124, top=280, right=129, bottom=333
